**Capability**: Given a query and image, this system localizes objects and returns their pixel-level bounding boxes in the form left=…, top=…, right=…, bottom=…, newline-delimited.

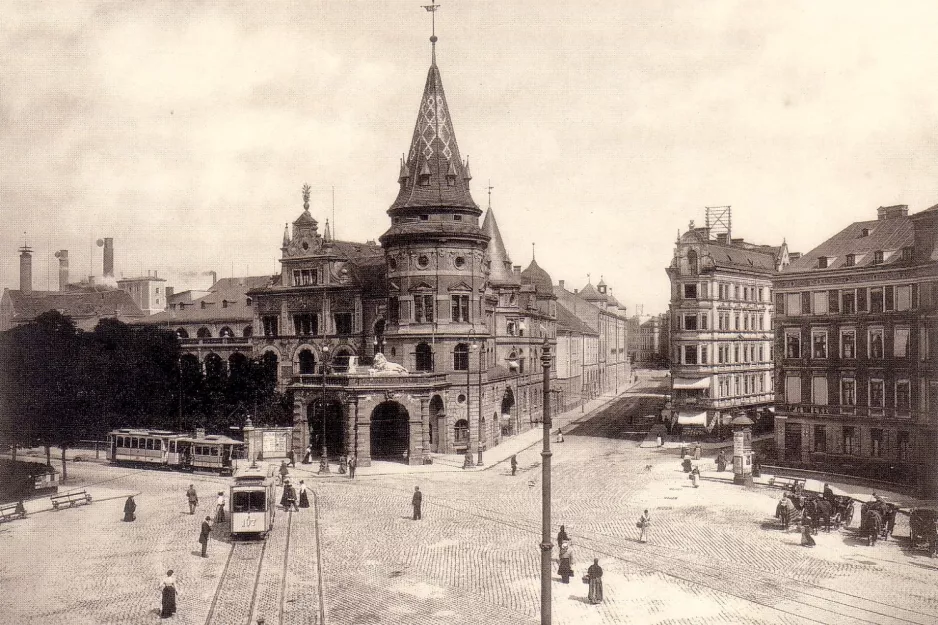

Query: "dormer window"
left=872, top=250, right=884, bottom=265
left=453, top=214, right=462, bottom=221
left=200, top=301, right=206, bottom=309
left=418, top=161, right=431, bottom=186
left=817, top=257, right=828, bottom=269
left=222, top=299, right=228, bottom=308
left=845, top=254, right=855, bottom=267
left=246, top=297, right=252, bottom=306
left=860, top=228, right=871, bottom=237
left=446, top=161, right=457, bottom=186
left=420, top=214, right=429, bottom=221
left=901, top=246, right=913, bottom=261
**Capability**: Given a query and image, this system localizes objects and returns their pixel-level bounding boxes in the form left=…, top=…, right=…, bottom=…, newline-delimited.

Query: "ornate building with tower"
left=138, top=29, right=631, bottom=466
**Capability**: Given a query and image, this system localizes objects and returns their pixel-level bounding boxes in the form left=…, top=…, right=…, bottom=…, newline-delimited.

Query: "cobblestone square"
left=3, top=384, right=937, bottom=624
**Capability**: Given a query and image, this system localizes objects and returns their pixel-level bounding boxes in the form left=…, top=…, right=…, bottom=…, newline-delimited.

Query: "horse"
left=806, top=497, right=835, bottom=533
left=861, top=507, right=884, bottom=546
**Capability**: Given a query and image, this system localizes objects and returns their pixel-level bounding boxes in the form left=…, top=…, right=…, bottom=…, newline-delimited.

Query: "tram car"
left=106, top=428, right=245, bottom=475
left=229, top=463, right=277, bottom=538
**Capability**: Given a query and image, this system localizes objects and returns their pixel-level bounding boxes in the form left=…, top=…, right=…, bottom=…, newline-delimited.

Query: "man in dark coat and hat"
left=412, top=486, right=422, bottom=520
left=199, top=516, right=212, bottom=557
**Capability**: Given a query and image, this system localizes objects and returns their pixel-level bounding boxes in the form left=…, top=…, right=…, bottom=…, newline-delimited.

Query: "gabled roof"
left=783, top=215, right=914, bottom=273
left=553, top=285, right=602, bottom=332
left=389, top=50, right=478, bottom=213
left=144, top=275, right=273, bottom=325
left=680, top=229, right=780, bottom=272
left=482, top=208, right=518, bottom=285
left=556, top=302, right=598, bottom=336
left=578, top=282, right=606, bottom=302
left=4, top=288, right=145, bottom=324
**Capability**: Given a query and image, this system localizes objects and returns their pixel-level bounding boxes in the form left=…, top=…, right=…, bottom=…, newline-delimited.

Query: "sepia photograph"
left=2, top=2, right=938, bottom=623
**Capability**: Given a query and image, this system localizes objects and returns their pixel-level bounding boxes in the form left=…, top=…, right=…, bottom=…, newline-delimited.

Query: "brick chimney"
left=559, top=279, right=565, bottom=290
left=878, top=205, right=908, bottom=220
left=19, top=245, right=32, bottom=293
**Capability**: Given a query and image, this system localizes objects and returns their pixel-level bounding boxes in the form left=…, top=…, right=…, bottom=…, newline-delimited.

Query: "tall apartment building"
left=773, top=203, right=938, bottom=496
left=666, top=222, right=789, bottom=430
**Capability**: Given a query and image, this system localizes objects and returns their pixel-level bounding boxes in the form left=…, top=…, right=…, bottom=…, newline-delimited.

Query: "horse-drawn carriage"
left=775, top=489, right=855, bottom=534
left=909, top=508, right=938, bottom=554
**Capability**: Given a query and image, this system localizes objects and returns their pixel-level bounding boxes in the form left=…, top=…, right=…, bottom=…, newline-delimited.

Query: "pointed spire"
left=482, top=208, right=518, bottom=285
left=389, top=30, right=478, bottom=214
left=282, top=223, right=290, bottom=248
left=324, top=219, right=332, bottom=243
left=463, top=156, right=472, bottom=181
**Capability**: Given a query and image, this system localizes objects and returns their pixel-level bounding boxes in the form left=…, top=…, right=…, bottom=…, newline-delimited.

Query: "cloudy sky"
left=4, top=1, right=938, bottom=313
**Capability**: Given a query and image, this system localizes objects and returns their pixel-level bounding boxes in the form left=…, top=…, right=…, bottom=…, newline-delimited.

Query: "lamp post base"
left=319, top=449, right=330, bottom=474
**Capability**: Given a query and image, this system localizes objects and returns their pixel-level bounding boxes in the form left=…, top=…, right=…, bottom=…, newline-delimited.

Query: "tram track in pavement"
left=204, top=509, right=297, bottom=625
left=343, top=479, right=938, bottom=625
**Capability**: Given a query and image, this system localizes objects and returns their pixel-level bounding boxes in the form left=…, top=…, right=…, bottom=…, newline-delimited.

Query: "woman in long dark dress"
left=557, top=541, right=573, bottom=583
left=587, top=558, right=603, bottom=604
left=556, top=525, right=569, bottom=550
left=298, top=481, right=310, bottom=508
left=160, top=570, right=176, bottom=618
left=280, top=481, right=291, bottom=508
left=123, top=495, right=136, bottom=522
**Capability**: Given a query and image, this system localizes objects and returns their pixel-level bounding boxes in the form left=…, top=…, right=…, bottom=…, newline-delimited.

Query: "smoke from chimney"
left=54, top=250, right=69, bottom=291
left=103, top=237, right=114, bottom=278
left=19, top=245, right=33, bottom=293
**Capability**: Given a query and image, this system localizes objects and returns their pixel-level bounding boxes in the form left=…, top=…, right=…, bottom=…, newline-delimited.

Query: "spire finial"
left=587, top=272, right=591, bottom=285
left=302, top=183, right=311, bottom=211
left=487, top=180, right=494, bottom=210
left=532, top=242, right=535, bottom=261
left=423, top=2, right=440, bottom=65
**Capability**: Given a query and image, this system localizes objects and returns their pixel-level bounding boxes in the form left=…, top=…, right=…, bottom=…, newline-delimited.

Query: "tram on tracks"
left=105, top=428, right=244, bottom=475
left=230, top=462, right=277, bottom=538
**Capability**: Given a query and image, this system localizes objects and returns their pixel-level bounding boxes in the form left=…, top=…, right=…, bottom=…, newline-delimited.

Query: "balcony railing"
left=777, top=403, right=913, bottom=420
left=180, top=337, right=251, bottom=346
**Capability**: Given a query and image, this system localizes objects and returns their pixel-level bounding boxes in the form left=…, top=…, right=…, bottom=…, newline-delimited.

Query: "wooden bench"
left=0, top=502, right=27, bottom=522
left=50, top=490, right=92, bottom=510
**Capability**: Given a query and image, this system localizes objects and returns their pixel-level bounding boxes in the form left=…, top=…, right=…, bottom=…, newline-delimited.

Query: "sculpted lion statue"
left=369, top=353, right=408, bottom=375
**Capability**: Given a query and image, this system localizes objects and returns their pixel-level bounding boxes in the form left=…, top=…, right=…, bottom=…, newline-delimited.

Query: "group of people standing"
left=554, top=524, right=610, bottom=604
left=279, top=479, right=310, bottom=511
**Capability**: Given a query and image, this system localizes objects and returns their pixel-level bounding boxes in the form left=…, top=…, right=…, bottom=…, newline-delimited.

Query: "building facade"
left=773, top=204, right=938, bottom=496
left=666, top=224, right=788, bottom=430
left=139, top=33, right=629, bottom=466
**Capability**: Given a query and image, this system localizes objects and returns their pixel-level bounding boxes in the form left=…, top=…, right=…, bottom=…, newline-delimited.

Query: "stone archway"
left=307, top=399, right=345, bottom=458
left=501, top=386, right=516, bottom=436
left=370, top=401, right=410, bottom=462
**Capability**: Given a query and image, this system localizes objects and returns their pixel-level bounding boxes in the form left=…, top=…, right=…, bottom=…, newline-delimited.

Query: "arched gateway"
left=370, top=401, right=410, bottom=462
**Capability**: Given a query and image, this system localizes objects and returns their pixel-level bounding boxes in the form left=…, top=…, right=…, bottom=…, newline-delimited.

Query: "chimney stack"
left=559, top=279, right=565, bottom=290
left=103, top=238, right=114, bottom=278
left=54, top=250, right=69, bottom=291
left=19, top=245, right=33, bottom=293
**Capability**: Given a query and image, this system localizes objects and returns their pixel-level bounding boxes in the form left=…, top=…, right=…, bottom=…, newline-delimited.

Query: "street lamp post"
left=477, top=340, right=486, bottom=466
left=539, top=336, right=553, bottom=625
left=466, top=329, right=475, bottom=467
left=319, top=344, right=331, bottom=474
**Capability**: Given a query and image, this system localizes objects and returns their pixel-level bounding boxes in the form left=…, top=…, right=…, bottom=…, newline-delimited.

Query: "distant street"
left=567, top=369, right=668, bottom=439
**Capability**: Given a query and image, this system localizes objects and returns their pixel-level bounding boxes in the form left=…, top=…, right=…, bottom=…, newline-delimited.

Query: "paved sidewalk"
left=286, top=385, right=640, bottom=480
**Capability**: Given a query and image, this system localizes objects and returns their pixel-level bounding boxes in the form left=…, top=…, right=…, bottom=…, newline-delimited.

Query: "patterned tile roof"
left=389, top=57, right=478, bottom=213
left=144, top=275, right=273, bottom=325
left=520, top=258, right=553, bottom=295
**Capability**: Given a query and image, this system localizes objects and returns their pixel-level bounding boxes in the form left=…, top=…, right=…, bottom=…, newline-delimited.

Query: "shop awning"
left=677, top=411, right=708, bottom=426
left=673, top=377, right=710, bottom=390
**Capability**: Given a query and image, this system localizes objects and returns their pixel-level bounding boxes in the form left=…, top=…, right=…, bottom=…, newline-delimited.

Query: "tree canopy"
left=0, top=313, right=291, bottom=458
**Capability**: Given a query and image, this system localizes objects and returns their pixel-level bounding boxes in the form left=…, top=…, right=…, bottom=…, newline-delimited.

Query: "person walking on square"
left=338, top=455, right=347, bottom=475
left=298, top=480, right=310, bottom=508
left=214, top=492, right=226, bottom=523
left=557, top=524, right=569, bottom=550
left=510, top=454, right=518, bottom=476
left=160, top=569, right=177, bottom=618
left=412, top=486, right=422, bottom=520
left=716, top=450, right=727, bottom=472
left=123, top=495, right=136, bottom=522
left=586, top=558, right=604, bottom=604
left=302, top=444, right=312, bottom=464
left=462, top=451, right=473, bottom=469
left=693, top=442, right=701, bottom=460
left=556, top=429, right=564, bottom=443
left=279, top=460, right=290, bottom=485
left=199, top=516, right=212, bottom=557
left=558, top=541, right=573, bottom=583
left=348, top=455, right=357, bottom=479
left=185, top=485, right=198, bottom=515
left=638, top=509, right=651, bottom=543
left=285, top=482, right=299, bottom=511
left=287, top=448, right=296, bottom=467
left=690, top=465, right=700, bottom=488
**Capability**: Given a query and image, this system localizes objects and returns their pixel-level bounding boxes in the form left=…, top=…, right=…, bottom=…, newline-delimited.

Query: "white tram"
left=229, top=463, right=277, bottom=538
left=106, top=428, right=244, bottom=475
